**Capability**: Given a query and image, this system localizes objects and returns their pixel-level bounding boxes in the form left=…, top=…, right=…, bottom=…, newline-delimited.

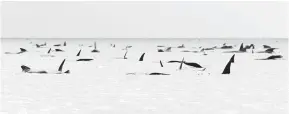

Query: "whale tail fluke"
left=58, top=59, right=66, bottom=72
left=160, top=60, right=163, bottom=67
left=21, top=65, right=31, bottom=72
left=76, top=49, right=81, bottom=56
left=179, top=57, right=185, bottom=70
left=139, top=53, right=145, bottom=61
left=222, top=55, right=234, bottom=74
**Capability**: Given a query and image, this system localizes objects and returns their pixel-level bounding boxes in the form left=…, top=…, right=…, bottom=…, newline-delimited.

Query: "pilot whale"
left=256, top=48, right=278, bottom=54
left=75, top=49, right=94, bottom=61
left=167, top=60, right=204, bottom=69
left=255, top=55, right=283, bottom=60
left=223, top=43, right=252, bottom=53
left=5, top=48, right=27, bottom=54
left=36, top=42, right=47, bottom=48
left=158, top=47, right=172, bottom=52
left=21, top=59, right=70, bottom=74
left=54, top=41, right=66, bottom=47
left=126, top=58, right=170, bottom=75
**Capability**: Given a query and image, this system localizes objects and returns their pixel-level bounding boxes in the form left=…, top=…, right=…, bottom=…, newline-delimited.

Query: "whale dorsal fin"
left=76, top=49, right=81, bottom=56
left=166, top=47, right=171, bottom=52
left=64, top=41, right=66, bottom=46
left=263, top=45, right=271, bottom=48
left=94, top=42, right=97, bottom=50
left=200, top=48, right=204, bottom=52
left=58, top=59, right=66, bottom=72
left=222, top=55, right=234, bottom=74
left=230, top=54, right=235, bottom=63
left=20, top=48, right=27, bottom=52
left=239, top=43, right=244, bottom=51
left=21, top=65, right=31, bottom=72
left=160, top=60, right=163, bottom=67
left=124, top=51, right=128, bottom=59
left=179, top=57, right=185, bottom=70
left=250, top=44, right=255, bottom=49
left=48, top=48, right=51, bottom=54
left=139, top=53, right=145, bottom=61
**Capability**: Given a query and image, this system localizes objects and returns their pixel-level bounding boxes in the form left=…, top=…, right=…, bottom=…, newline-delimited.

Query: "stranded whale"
left=36, top=42, right=47, bottom=48
left=223, top=43, right=252, bottom=53
left=177, top=44, right=185, bottom=48
left=158, top=47, right=172, bottom=52
left=21, top=59, right=70, bottom=74
left=55, top=49, right=64, bottom=52
left=126, top=58, right=170, bottom=75
left=75, top=49, right=94, bottom=61
left=168, top=60, right=204, bottom=69
left=5, top=48, right=27, bottom=54
left=255, top=55, right=283, bottom=60
left=54, top=41, right=66, bottom=47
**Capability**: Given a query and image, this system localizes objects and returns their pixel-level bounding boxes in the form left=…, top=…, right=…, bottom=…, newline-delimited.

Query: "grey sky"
left=1, top=1, right=288, bottom=38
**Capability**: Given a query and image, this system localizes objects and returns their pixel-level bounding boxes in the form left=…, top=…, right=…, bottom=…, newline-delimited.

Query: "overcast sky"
left=1, top=1, right=288, bottom=38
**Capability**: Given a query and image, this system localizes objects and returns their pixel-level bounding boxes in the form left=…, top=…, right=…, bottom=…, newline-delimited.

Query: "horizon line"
left=1, top=37, right=288, bottom=39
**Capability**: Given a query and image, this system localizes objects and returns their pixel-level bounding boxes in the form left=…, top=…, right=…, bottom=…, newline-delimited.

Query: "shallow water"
left=1, top=38, right=288, bottom=114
